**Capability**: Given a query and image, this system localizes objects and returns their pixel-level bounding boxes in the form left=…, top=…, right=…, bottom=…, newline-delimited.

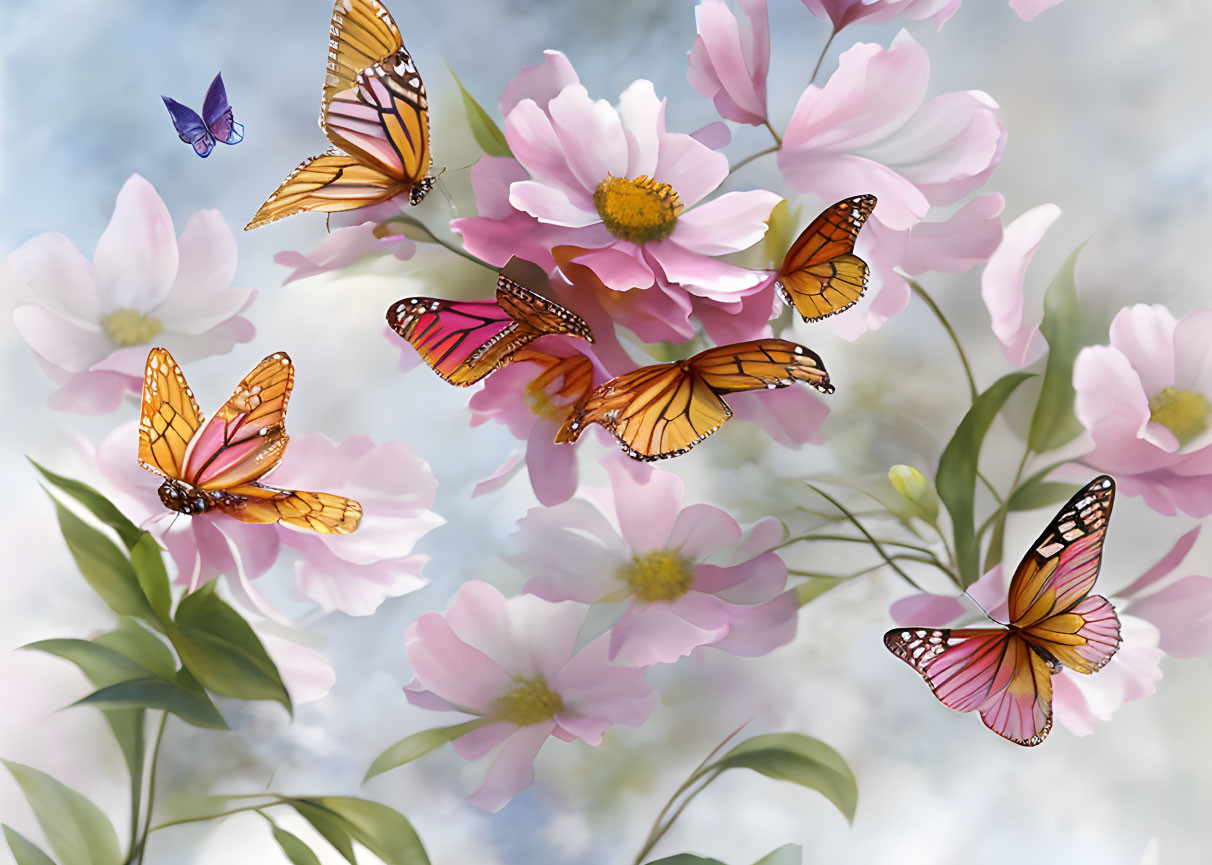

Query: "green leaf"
left=49, top=497, right=155, bottom=621
left=752, top=846, right=801, bottom=865
left=30, top=460, right=141, bottom=549
left=1007, top=481, right=1074, bottom=513
left=1, top=761, right=121, bottom=865
left=269, top=824, right=324, bottom=865
left=289, top=797, right=431, bottom=865
left=365, top=719, right=489, bottom=781
left=705, top=733, right=857, bottom=824
left=77, top=677, right=228, bottom=730
left=449, top=68, right=512, bottom=157
left=284, top=801, right=357, bottom=864
left=93, top=620, right=176, bottom=680
left=3, top=825, right=58, bottom=865
left=130, top=534, right=171, bottom=622
left=170, top=583, right=291, bottom=711
left=1028, top=247, right=1086, bottom=453
left=794, top=577, right=844, bottom=606
left=646, top=856, right=727, bottom=865
left=24, top=639, right=154, bottom=684
left=935, top=373, right=1035, bottom=586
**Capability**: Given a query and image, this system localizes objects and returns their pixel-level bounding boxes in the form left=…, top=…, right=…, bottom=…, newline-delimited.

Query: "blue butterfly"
left=162, top=72, right=244, bottom=158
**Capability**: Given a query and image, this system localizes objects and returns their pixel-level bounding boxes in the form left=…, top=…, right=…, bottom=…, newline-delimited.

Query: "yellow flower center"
left=524, top=378, right=564, bottom=420
left=101, top=309, right=163, bottom=347
left=1149, top=386, right=1210, bottom=447
left=494, top=675, right=565, bottom=727
left=593, top=175, right=683, bottom=244
left=617, top=550, right=695, bottom=603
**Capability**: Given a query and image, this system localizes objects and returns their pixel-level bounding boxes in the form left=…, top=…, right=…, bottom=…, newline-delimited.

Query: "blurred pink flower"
left=1115, top=527, right=1212, bottom=659
left=778, top=31, right=1005, bottom=232
left=979, top=203, right=1059, bottom=366
left=259, top=632, right=337, bottom=704
left=452, top=51, right=781, bottom=344
left=403, top=581, right=655, bottom=812
left=8, top=174, right=255, bottom=414
left=687, top=0, right=770, bottom=126
left=509, top=455, right=797, bottom=667
left=800, top=0, right=958, bottom=30
left=1074, top=304, right=1212, bottom=517
left=274, top=201, right=416, bottom=284
left=94, top=425, right=441, bottom=618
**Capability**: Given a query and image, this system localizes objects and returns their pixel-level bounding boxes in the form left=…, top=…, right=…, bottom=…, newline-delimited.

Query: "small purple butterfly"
left=162, top=72, right=244, bottom=158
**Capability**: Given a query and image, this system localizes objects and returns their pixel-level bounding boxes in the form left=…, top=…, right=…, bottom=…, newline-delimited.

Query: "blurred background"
left=1, top=0, right=1210, bottom=862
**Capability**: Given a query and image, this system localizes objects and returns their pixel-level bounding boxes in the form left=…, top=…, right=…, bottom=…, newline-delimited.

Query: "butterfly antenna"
left=325, top=213, right=333, bottom=233
left=961, top=587, right=1005, bottom=626
left=435, top=171, right=458, bottom=218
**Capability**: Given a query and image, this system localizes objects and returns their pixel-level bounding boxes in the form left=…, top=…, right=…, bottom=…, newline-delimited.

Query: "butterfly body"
left=162, top=73, right=244, bottom=158
left=776, top=195, right=876, bottom=322
left=885, top=476, right=1120, bottom=746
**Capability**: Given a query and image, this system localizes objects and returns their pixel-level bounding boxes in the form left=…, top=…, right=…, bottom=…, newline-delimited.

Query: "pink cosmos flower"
left=452, top=51, right=782, bottom=344
left=274, top=201, right=416, bottom=285
left=778, top=31, right=1005, bottom=233
left=403, top=581, right=655, bottom=812
left=93, top=425, right=442, bottom=618
left=979, top=203, right=1060, bottom=366
left=687, top=0, right=770, bottom=126
left=8, top=174, right=255, bottom=414
left=799, top=0, right=1061, bottom=29
left=508, top=455, right=797, bottom=667
left=1073, top=304, right=1212, bottom=517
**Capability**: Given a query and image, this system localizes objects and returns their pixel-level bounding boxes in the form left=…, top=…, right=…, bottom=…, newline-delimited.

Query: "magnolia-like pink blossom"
left=687, top=0, right=770, bottom=126
left=93, top=425, right=441, bottom=618
left=1074, top=304, right=1212, bottom=517
left=778, top=31, right=1005, bottom=232
left=403, top=581, right=655, bottom=812
left=259, top=631, right=337, bottom=704
left=800, top=0, right=1061, bottom=28
left=452, top=51, right=781, bottom=344
left=8, top=175, right=255, bottom=414
left=508, top=455, right=797, bottom=667
left=979, top=203, right=1060, bottom=366
left=274, top=201, right=416, bottom=284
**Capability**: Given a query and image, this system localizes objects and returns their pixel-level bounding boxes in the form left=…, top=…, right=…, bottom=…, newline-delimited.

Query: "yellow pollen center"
left=1149, top=386, right=1210, bottom=447
left=494, top=675, right=565, bottom=727
left=618, top=550, right=695, bottom=603
left=101, top=309, right=163, bottom=347
left=593, top=175, right=683, bottom=244
left=524, top=378, right=564, bottom=420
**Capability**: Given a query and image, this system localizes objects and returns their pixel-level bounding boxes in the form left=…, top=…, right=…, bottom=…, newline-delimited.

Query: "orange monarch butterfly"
left=245, top=0, right=433, bottom=230
left=387, top=274, right=594, bottom=386
left=885, top=476, right=1121, bottom=746
left=139, top=348, right=362, bottom=534
left=776, top=194, right=876, bottom=322
left=555, top=339, right=833, bottom=461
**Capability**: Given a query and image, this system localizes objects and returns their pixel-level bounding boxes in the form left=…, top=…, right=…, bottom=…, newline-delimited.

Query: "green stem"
left=809, top=28, right=837, bottom=86
left=728, top=144, right=779, bottom=174
left=762, top=119, right=783, bottom=148
left=778, top=533, right=940, bottom=557
left=406, top=218, right=497, bottom=272
left=147, top=804, right=270, bottom=834
left=132, top=713, right=167, bottom=865
left=634, top=769, right=723, bottom=864
left=978, top=471, right=1005, bottom=506
left=909, top=280, right=978, bottom=403
left=804, top=484, right=930, bottom=591
left=983, top=447, right=1032, bottom=567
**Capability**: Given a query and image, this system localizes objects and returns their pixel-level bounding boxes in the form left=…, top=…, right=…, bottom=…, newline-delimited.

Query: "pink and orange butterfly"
left=245, top=0, right=432, bottom=230
left=885, top=476, right=1121, bottom=746
left=776, top=194, right=876, bottom=322
left=139, top=348, right=361, bottom=534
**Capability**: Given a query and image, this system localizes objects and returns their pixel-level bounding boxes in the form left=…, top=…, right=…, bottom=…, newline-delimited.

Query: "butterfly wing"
left=162, top=97, right=215, bottom=157
left=776, top=195, right=876, bottom=322
left=687, top=339, right=833, bottom=395
left=884, top=626, right=1055, bottom=746
left=387, top=296, right=519, bottom=386
left=202, top=72, right=244, bottom=145
left=215, top=483, right=362, bottom=534
left=140, top=348, right=204, bottom=480
left=495, top=276, right=594, bottom=343
left=1021, top=594, right=1121, bottom=675
left=245, top=149, right=407, bottom=230
left=181, top=352, right=294, bottom=490
left=323, top=0, right=403, bottom=106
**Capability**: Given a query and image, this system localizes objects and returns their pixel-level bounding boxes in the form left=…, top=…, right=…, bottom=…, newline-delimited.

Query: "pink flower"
left=979, top=203, right=1060, bottom=366
left=800, top=0, right=959, bottom=30
left=1115, top=527, right=1212, bottom=659
left=274, top=201, right=416, bottom=285
left=8, top=175, right=255, bottom=414
left=93, top=425, right=441, bottom=618
left=508, top=456, right=797, bottom=666
left=403, top=581, right=655, bottom=812
left=259, top=631, right=337, bottom=704
left=1073, top=304, right=1212, bottom=517
left=452, top=51, right=781, bottom=344
left=778, top=31, right=1005, bottom=232
left=687, top=0, right=770, bottom=126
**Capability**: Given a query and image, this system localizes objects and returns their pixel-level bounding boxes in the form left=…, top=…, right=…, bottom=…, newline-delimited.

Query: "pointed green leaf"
left=935, top=372, right=1035, bottom=585
left=76, top=677, right=228, bottom=730
left=130, top=534, right=171, bottom=621
left=752, top=845, right=802, bottom=865
left=1028, top=247, right=1086, bottom=453
left=365, top=719, right=489, bottom=781
left=170, top=583, right=291, bottom=711
left=1007, top=481, right=1075, bottom=513
left=30, top=460, right=141, bottom=549
left=93, top=620, right=176, bottom=680
left=49, top=497, right=155, bottom=621
left=1, top=761, right=121, bottom=865
left=645, top=856, right=727, bottom=865
left=3, top=825, right=58, bottom=865
left=269, top=824, right=323, bottom=865
left=295, top=797, right=430, bottom=865
left=794, top=577, right=844, bottom=606
left=449, top=68, right=512, bottom=157
left=705, top=733, right=857, bottom=824
left=283, top=801, right=356, bottom=864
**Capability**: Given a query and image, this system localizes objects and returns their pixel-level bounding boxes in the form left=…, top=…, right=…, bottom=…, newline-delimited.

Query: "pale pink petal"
left=259, top=634, right=336, bottom=704
left=46, top=371, right=131, bottom=414
left=1053, top=615, right=1163, bottom=736
left=472, top=450, right=526, bottom=498
left=7, top=232, right=102, bottom=320
left=501, top=50, right=580, bottom=114
left=92, top=175, right=179, bottom=312
left=671, top=190, right=783, bottom=256
left=967, top=566, right=1010, bottom=622
left=1119, top=526, right=1201, bottom=597
left=605, top=456, right=683, bottom=554
left=691, top=121, right=732, bottom=150
left=553, top=638, right=656, bottom=740
left=567, top=245, right=655, bottom=291
left=1009, top=0, right=1063, bottom=21
left=528, top=418, right=581, bottom=507
left=275, top=222, right=416, bottom=285
left=728, top=386, right=830, bottom=448
left=467, top=722, right=553, bottom=812
left=980, top=203, right=1060, bottom=367
left=646, top=241, right=766, bottom=299
left=508, top=179, right=600, bottom=227
left=889, top=593, right=966, bottom=627
left=12, top=304, right=111, bottom=373
left=609, top=602, right=729, bottom=666
left=668, top=504, right=742, bottom=560
left=504, top=98, right=592, bottom=207
left=1127, top=576, right=1212, bottom=658
left=548, top=84, right=629, bottom=191
left=290, top=537, right=428, bottom=616
left=1074, top=345, right=1160, bottom=454
left=705, top=590, right=798, bottom=657
left=450, top=721, right=516, bottom=760
left=1172, top=307, right=1212, bottom=393
left=687, top=0, right=769, bottom=125
left=1108, top=304, right=1178, bottom=398
left=406, top=611, right=511, bottom=712
left=513, top=500, right=627, bottom=601
left=778, top=153, right=928, bottom=231
left=153, top=210, right=245, bottom=332
left=693, top=284, right=778, bottom=344
left=902, top=193, right=1004, bottom=276
left=652, top=114, right=729, bottom=208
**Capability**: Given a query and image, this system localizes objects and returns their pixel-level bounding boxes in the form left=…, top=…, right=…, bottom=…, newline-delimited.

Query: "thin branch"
left=804, top=484, right=930, bottom=591
left=777, top=533, right=941, bottom=557
left=147, top=804, right=269, bottom=834
left=909, top=279, right=978, bottom=403
left=633, top=769, right=723, bottom=864
left=809, top=28, right=838, bottom=86
left=728, top=144, right=779, bottom=174
left=404, top=218, right=497, bottom=272
left=762, top=119, right=783, bottom=148
left=133, top=713, right=168, bottom=864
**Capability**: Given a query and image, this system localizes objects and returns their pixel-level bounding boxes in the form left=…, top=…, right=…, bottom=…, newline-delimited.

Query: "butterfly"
left=138, top=348, right=362, bottom=534
left=162, top=72, right=245, bottom=158
left=245, top=0, right=433, bottom=230
left=775, top=194, right=876, bottom=322
left=884, top=476, right=1121, bottom=746
left=387, top=273, right=594, bottom=386
left=555, top=339, right=833, bottom=461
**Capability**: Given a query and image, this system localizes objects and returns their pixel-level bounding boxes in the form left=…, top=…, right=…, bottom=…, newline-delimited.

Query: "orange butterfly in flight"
left=776, top=194, right=876, bottom=322
left=555, top=339, right=833, bottom=461
left=245, top=0, right=433, bottom=230
left=139, top=348, right=361, bottom=534
left=885, top=476, right=1121, bottom=746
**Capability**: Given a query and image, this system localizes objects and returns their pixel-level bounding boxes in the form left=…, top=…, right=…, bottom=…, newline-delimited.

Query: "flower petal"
left=153, top=210, right=246, bottom=332
left=7, top=232, right=102, bottom=320
left=605, top=456, right=683, bottom=554
left=501, top=50, right=580, bottom=114
left=980, top=203, right=1060, bottom=367
left=92, top=175, right=179, bottom=312
left=12, top=304, right=112, bottom=374
left=672, top=190, right=782, bottom=256
left=466, top=722, right=553, bottom=812
left=406, top=610, right=511, bottom=712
